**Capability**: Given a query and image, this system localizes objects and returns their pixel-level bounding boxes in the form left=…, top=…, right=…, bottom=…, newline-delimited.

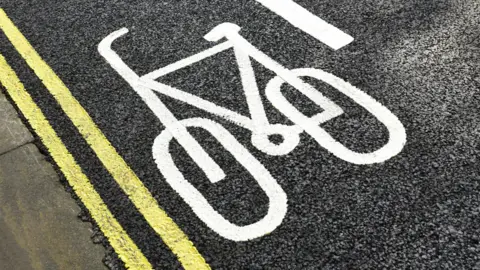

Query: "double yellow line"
left=0, top=8, right=209, bottom=270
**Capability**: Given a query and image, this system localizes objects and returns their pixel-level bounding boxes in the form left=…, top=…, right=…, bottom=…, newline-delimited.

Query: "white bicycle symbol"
left=98, top=23, right=406, bottom=241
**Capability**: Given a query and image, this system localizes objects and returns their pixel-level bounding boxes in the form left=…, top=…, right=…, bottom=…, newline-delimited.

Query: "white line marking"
left=254, top=0, right=354, bottom=50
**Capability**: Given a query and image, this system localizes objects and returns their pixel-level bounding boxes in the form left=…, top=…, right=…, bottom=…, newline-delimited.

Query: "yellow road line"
left=0, top=54, right=152, bottom=269
left=0, top=9, right=210, bottom=270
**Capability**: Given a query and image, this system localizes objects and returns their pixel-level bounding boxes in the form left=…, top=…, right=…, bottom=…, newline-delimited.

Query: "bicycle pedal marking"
left=98, top=23, right=407, bottom=241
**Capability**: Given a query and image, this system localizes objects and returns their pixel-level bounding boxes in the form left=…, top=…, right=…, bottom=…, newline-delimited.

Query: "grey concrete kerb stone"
left=0, top=90, right=106, bottom=269
left=0, top=90, right=33, bottom=155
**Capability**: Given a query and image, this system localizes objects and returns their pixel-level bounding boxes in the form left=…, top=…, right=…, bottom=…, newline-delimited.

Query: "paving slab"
left=0, top=143, right=106, bottom=270
left=0, top=90, right=33, bottom=155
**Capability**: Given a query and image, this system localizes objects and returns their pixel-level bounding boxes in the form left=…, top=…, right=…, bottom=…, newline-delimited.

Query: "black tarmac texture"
left=1, top=0, right=479, bottom=269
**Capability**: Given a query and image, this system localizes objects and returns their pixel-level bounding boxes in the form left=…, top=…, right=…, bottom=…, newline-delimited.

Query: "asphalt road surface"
left=1, top=0, right=479, bottom=269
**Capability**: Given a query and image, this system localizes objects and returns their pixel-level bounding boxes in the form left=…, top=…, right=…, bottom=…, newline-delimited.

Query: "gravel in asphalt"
left=1, top=1, right=479, bottom=269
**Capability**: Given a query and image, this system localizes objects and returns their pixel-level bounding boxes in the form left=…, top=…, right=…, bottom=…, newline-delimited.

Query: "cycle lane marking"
left=0, top=8, right=209, bottom=270
left=99, top=22, right=406, bottom=241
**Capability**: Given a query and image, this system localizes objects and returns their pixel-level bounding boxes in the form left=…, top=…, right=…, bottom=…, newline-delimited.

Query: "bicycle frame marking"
left=98, top=23, right=406, bottom=241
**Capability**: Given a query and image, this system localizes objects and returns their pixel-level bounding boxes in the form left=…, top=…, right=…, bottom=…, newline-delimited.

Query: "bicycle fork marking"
left=98, top=23, right=407, bottom=241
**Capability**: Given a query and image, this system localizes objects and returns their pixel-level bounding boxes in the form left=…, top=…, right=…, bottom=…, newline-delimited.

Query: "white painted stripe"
left=254, top=0, right=354, bottom=50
